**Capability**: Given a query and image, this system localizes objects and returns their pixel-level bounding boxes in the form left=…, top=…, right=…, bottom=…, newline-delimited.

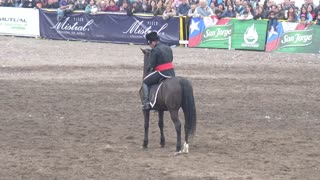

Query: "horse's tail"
left=179, top=78, right=197, bottom=138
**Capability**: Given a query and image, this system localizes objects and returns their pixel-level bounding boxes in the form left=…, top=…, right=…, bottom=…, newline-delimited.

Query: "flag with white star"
left=188, top=17, right=206, bottom=47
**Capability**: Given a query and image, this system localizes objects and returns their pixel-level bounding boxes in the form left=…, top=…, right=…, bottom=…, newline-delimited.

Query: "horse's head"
left=140, top=48, right=151, bottom=79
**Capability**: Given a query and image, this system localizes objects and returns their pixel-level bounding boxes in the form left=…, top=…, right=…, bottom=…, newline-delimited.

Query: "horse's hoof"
left=141, top=145, right=148, bottom=150
left=174, top=151, right=182, bottom=156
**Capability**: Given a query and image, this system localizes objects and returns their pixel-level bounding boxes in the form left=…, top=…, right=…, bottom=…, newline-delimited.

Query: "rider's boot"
left=142, top=83, right=150, bottom=110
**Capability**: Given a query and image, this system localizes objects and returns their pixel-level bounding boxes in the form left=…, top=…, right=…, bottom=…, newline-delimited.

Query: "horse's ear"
left=140, top=48, right=146, bottom=54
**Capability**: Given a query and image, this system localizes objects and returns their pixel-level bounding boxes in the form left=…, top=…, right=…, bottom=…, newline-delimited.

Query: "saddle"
left=149, top=78, right=166, bottom=108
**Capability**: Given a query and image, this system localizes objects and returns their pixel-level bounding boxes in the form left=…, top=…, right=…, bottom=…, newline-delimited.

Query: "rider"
left=142, top=31, right=175, bottom=110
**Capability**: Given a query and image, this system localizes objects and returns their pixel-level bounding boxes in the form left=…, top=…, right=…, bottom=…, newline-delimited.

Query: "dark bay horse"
left=139, top=48, right=197, bottom=154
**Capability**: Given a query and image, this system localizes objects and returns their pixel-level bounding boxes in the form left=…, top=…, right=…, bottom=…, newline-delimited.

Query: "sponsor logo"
left=122, top=20, right=168, bottom=38
left=242, top=24, right=259, bottom=47
left=202, top=23, right=233, bottom=42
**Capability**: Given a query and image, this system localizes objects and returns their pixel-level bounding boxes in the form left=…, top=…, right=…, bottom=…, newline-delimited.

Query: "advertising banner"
left=0, top=7, right=40, bottom=37
left=188, top=17, right=233, bottom=48
left=39, top=10, right=179, bottom=45
left=266, top=22, right=320, bottom=54
left=231, top=19, right=268, bottom=51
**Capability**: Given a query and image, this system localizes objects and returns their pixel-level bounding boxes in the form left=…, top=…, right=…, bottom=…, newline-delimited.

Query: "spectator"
left=209, top=1, right=216, bottom=12
left=177, top=0, right=190, bottom=16
left=299, top=13, right=308, bottom=24
left=254, top=3, right=268, bottom=19
left=194, top=0, right=214, bottom=18
left=14, top=0, right=22, bottom=7
left=269, top=4, right=277, bottom=15
left=224, top=0, right=233, bottom=8
left=276, top=3, right=285, bottom=20
left=283, top=0, right=291, bottom=10
left=4, top=0, right=15, bottom=7
left=131, top=1, right=144, bottom=14
left=147, top=0, right=157, bottom=14
left=23, top=0, right=37, bottom=8
left=106, top=0, right=119, bottom=11
left=316, top=11, right=320, bottom=24
left=241, top=0, right=248, bottom=8
left=289, top=0, right=299, bottom=12
left=153, top=0, right=165, bottom=16
left=74, top=0, right=88, bottom=10
left=238, top=10, right=252, bottom=20
left=171, top=0, right=182, bottom=10
left=302, top=0, right=309, bottom=9
left=220, top=4, right=236, bottom=18
left=246, top=3, right=256, bottom=17
left=268, top=10, right=278, bottom=31
left=216, top=2, right=224, bottom=12
left=298, top=5, right=313, bottom=23
left=315, top=1, right=320, bottom=14
left=36, top=0, right=43, bottom=8
left=119, top=0, right=129, bottom=12
left=141, top=0, right=150, bottom=13
left=307, top=4, right=317, bottom=20
left=208, top=0, right=217, bottom=7
left=57, top=0, right=75, bottom=22
left=46, top=0, right=59, bottom=8
left=98, top=0, right=107, bottom=11
left=234, top=0, right=245, bottom=16
left=85, top=0, right=98, bottom=13
left=162, top=4, right=176, bottom=19
left=286, top=6, right=298, bottom=22
left=116, top=0, right=126, bottom=7
left=187, top=1, right=197, bottom=18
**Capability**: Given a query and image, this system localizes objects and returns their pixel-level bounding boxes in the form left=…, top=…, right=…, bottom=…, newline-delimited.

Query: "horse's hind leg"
left=158, top=111, right=165, bottom=148
left=182, top=125, right=189, bottom=153
left=169, top=110, right=181, bottom=153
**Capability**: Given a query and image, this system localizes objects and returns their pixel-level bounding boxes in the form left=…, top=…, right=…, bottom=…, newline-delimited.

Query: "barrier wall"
left=266, top=22, right=320, bottom=54
left=39, top=10, right=180, bottom=45
left=1, top=7, right=319, bottom=54
left=188, top=17, right=268, bottom=51
left=0, top=7, right=40, bottom=37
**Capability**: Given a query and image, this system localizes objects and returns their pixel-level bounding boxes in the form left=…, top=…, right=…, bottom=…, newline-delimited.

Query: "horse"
left=139, top=48, right=197, bottom=155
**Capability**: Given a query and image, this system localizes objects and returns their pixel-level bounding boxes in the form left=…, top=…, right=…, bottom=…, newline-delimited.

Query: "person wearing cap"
left=142, top=32, right=175, bottom=110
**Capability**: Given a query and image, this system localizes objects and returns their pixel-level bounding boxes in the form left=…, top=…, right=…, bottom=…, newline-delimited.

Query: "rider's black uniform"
left=142, top=32, right=175, bottom=110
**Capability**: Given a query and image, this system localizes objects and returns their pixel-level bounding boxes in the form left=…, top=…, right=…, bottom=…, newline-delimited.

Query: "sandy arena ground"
left=1, top=36, right=320, bottom=180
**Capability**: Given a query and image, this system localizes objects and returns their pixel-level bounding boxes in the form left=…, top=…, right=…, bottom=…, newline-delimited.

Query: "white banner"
left=0, top=7, right=40, bottom=37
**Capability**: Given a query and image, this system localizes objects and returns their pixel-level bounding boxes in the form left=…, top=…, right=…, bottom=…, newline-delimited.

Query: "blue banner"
left=39, top=10, right=179, bottom=45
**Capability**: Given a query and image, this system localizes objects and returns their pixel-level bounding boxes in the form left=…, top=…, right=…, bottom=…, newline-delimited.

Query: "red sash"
left=155, top=62, right=174, bottom=71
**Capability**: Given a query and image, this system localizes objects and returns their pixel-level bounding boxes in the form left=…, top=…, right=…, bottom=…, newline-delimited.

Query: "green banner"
left=197, top=22, right=233, bottom=49
left=275, top=24, right=320, bottom=54
left=231, top=20, right=268, bottom=51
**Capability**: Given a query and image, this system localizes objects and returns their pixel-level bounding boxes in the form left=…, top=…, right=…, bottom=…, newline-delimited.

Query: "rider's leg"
left=142, top=71, right=162, bottom=110
left=142, top=83, right=150, bottom=110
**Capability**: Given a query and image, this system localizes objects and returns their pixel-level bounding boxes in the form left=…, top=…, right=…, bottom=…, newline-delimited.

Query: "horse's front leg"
left=158, top=110, right=165, bottom=147
left=169, top=110, right=181, bottom=153
left=143, top=110, right=150, bottom=149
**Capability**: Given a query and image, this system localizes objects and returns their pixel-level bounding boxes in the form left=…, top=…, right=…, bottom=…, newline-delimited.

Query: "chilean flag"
left=265, top=23, right=284, bottom=52
left=188, top=17, right=206, bottom=47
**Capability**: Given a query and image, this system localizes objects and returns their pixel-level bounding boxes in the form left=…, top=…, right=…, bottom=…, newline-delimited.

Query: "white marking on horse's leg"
left=174, top=150, right=182, bottom=156
left=182, top=142, right=189, bottom=154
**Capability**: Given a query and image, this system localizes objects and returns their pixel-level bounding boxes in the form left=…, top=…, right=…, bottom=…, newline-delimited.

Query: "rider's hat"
left=146, top=31, right=160, bottom=44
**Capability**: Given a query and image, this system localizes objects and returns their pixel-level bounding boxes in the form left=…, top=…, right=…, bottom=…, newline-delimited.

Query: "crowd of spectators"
left=1, top=0, right=320, bottom=24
